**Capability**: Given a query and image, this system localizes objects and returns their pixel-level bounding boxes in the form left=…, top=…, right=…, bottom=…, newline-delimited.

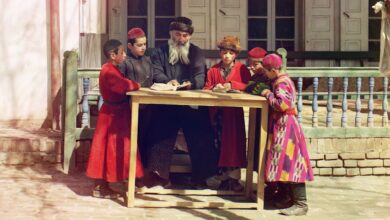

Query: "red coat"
left=204, top=61, right=251, bottom=167
left=86, top=62, right=143, bottom=182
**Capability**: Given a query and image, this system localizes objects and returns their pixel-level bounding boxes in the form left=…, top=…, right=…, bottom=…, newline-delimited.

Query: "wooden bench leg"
left=63, top=133, right=76, bottom=174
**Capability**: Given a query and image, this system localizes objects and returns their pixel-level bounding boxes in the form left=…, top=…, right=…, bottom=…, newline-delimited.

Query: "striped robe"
left=263, top=73, right=314, bottom=183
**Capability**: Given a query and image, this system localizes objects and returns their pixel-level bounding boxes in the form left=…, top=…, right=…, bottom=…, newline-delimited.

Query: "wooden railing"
left=288, top=67, right=389, bottom=138
left=63, top=49, right=389, bottom=173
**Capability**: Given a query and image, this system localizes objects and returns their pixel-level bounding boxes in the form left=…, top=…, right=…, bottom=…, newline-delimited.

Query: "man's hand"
left=168, top=79, right=180, bottom=86
left=181, top=81, right=192, bottom=90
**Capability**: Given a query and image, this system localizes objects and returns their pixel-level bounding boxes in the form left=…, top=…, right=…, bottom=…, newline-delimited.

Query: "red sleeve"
left=230, top=64, right=251, bottom=91
left=104, top=67, right=140, bottom=94
left=203, top=67, right=216, bottom=90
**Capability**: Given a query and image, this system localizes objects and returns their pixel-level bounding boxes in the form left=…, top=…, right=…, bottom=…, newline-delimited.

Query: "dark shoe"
left=144, top=171, right=171, bottom=188
left=279, top=183, right=308, bottom=216
left=92, top=183, right=120, bottom=199
left=273, top=182, right=293, bottom=209
left=274, top=196, right=293, bottom=209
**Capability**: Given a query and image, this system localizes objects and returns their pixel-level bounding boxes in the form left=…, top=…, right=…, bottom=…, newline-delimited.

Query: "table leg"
left=256, top=105, right=268, bottom=210
left=128, top=100, right=140, bottom=207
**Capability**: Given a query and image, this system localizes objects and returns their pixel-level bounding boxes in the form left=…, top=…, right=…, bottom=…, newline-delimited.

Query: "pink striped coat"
left=263, top=74, right=314, bottom=183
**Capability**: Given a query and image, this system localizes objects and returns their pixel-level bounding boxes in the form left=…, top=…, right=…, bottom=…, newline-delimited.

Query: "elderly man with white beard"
left=144, top=17, right=219, bottom=189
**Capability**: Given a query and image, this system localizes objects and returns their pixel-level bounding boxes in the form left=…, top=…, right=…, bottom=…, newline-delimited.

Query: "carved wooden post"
left=326, top=77, right=333, bottom=127
left=312, top=77, right=318, bottom=127
left=355, top=77, right=362, bottom=127
left=383, top=77, right=388, bottom=127
left=81, top=78, right=90, bottom=128
left=297, top=77, right=303, bottom=124
left=367, top=77, right=374, bottom=127
left=276, top=48, right=287, bottom=72
left=341, top=77, right=348, bottom=127
left=63, top=50, right=78, bottom=174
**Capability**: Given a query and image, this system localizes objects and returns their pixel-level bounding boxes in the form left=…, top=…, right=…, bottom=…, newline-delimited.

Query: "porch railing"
left=277, top=48, right=390, bottom=138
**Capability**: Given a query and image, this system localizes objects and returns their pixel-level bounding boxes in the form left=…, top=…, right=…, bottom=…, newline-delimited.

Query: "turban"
left=248, top=47, right=267, bottom=59
left=169, top=16, right=194, bottom=35
left=127, top=27, right=145, bottom=39
left=217, top=36, right=241, bottom=53
left=262, top=53, right=283, bottom=70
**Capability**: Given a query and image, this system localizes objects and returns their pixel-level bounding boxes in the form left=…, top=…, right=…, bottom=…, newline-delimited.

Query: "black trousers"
left=146, top=105, right=219, bottom=182
left=138, top=104, right=153, bottom=167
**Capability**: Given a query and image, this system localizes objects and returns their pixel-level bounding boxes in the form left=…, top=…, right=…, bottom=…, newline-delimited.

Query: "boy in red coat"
left=86, top=39, right=143, bottom=199
left=203, top=36, right=251, bottom=190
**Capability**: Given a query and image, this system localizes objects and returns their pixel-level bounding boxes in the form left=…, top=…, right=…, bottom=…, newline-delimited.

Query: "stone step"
left=0, top=128, right=62, bottom=165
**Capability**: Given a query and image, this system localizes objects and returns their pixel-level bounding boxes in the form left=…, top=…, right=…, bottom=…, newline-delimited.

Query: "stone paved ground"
left=0, top=164, right=389, bottom=220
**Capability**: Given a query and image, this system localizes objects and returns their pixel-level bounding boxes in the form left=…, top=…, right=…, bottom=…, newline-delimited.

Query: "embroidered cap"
left=169, top=16, right=194, bottom=35
left=127, top=27, right=146, bottom=40
left=248, top=47, right=267, bottom=59
left=262, top=53, right=283, bottom=70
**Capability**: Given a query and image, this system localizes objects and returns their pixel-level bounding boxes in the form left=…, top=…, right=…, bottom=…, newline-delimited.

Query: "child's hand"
left=223, top=82, right=232, bottom=90
left=261, top=89, right=271, bottom=97
left=214, top=83, right=224, bottom=89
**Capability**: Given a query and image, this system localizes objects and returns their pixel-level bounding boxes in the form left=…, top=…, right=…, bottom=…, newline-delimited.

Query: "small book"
left=212, top=87, right=241, bottom=93
left=150, top=83, right=188, bottom=91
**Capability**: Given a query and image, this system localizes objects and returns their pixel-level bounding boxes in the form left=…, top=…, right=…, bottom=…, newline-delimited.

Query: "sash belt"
left=103, top=97, right=129, bottom=105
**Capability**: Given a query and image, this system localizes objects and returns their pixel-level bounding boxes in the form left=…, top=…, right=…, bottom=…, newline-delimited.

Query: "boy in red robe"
left=203, top=36, right=251, bottom=190
left=86, top=39, right=144, bottom=199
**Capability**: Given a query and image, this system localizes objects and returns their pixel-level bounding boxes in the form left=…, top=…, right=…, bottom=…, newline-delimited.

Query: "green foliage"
left=245, top=81, right=270, bottom=95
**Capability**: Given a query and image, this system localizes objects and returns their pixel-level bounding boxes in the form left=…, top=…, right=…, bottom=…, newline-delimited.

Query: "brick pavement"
left=0, top=164, right=389, bottom=220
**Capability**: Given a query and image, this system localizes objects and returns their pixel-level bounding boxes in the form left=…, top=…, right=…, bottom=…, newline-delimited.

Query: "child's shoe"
left=92, top=181, right=120, bottom=199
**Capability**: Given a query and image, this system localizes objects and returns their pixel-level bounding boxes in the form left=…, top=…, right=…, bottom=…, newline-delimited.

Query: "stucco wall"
left=0, top=0, right=79, bottom=128
left=0, top=1, right=48, bottom=126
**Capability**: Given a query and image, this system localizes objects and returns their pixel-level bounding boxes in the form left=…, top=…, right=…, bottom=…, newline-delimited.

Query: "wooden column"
left=50, top=0, right=62, bottom=130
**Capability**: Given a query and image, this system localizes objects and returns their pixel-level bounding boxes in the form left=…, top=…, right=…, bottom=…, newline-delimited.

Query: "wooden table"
left=126, top=88, right=268, bottom=210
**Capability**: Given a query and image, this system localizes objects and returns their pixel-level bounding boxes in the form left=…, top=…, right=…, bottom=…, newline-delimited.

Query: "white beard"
left=168, top=39, right=190, bottom=65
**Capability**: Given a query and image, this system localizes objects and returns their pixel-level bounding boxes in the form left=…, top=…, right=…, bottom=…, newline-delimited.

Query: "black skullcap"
left=169, top=16, right=194, bottom=35
left=103, top=39, right=122, bottom=58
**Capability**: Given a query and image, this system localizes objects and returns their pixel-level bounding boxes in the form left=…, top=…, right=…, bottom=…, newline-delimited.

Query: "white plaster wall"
left=0, top=1, right=48, bottom=122
left=60, top=0, right=79, bottom=62
left=0, top=0, right=79, bottom=127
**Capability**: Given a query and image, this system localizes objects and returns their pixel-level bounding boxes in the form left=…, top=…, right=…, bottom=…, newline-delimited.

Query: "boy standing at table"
left=86, top=39, right=144, bottom=199
left=260, top=53, right=314, bottom=215
left=119, top=27, right=153, bottom=166
left=203, top=36, right=251, bottom=190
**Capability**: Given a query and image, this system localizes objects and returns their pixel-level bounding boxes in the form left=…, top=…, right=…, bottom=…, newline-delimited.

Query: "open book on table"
left=150, top=83, right=188, bottom=91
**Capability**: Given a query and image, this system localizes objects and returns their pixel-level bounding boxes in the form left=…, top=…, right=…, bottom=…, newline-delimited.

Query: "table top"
left=127, top=88, right=267, bottom=108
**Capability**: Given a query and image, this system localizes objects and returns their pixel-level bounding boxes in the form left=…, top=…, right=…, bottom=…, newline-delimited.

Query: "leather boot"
left=280, top=183, right=308, bottom=216
left=273, top=182, right=293, bottom=209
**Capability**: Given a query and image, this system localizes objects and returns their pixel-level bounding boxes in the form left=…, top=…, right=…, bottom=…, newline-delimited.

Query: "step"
left=0, top=128, right=62, bottom=165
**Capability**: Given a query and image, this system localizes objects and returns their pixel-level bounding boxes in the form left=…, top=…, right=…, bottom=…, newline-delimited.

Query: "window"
left=127, top=0, right=177, bottom=48
left=248, top=0, right=297, bottom=51
left=368, top=0, right=380, bottom=61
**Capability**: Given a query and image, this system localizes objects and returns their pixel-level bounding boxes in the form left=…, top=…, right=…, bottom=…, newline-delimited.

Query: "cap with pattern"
left=262, top=53, right=283, bottom=70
